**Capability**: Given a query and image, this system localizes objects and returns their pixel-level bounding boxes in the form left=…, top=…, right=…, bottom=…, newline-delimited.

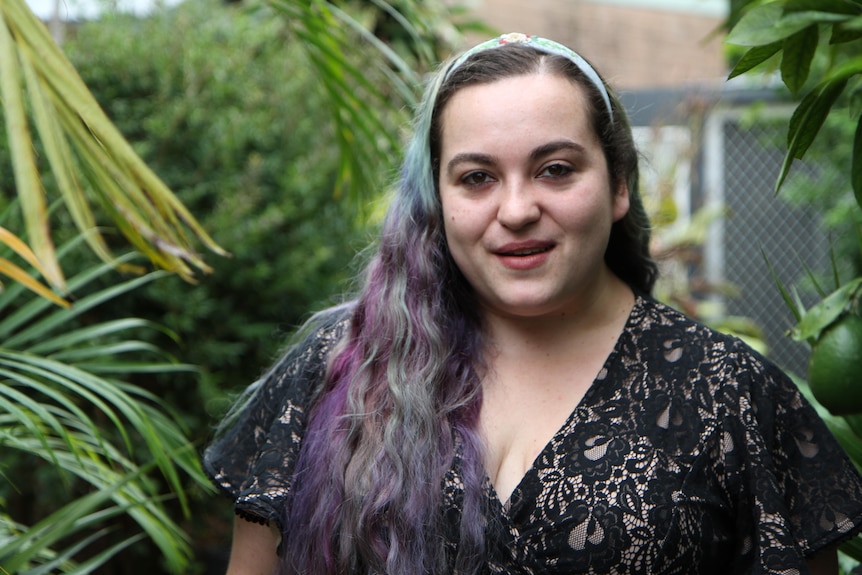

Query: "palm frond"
left=0, top=0, right=227, bottom=298
left=266, top=0, right=449, bottom=204
left=0, top=244, right=210, bottom=572
left=0, top=0, right=467, bottom=304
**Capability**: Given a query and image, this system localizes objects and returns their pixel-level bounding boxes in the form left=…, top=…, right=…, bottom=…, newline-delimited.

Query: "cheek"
left=441, top=215, right=471, bottom=279
left=441, top=206, right=483, bottom=279
left=440, top=195, right=475, bottom=244
left=442, top=212, right=470, bottom=252
left=439, top=195, right=455, bottom=237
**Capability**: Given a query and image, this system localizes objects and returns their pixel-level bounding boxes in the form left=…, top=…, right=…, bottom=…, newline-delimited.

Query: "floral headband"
left=445, top=33, right=613, bottom=122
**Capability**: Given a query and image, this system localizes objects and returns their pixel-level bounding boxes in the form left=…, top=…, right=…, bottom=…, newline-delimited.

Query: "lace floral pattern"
left=203, top=296, right=862, bottom=574
left=203, top=308, right=351, bottom=527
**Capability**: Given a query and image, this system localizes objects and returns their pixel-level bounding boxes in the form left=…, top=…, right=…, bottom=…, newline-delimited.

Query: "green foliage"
left=780, top=113, right=862, bottom=279
left=791, top=278, right=862, bottom=343
left=727, top=0, right=862, bottom=200
left=0, top=0, right=468, bottom=568
left=1, top=0, right=466, bottom=570
left=727, top=0, right=862, bottom=565
left=0, top=0, right=226, bottom=293
left=0, top=231, right=211, bottom=573
left=62, top=0, right=381, bottom=398
left=1, top=0, right=458, bottom=294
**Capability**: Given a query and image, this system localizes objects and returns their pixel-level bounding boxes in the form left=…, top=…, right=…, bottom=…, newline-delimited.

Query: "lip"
left=493, top=240, right=555, bottom=270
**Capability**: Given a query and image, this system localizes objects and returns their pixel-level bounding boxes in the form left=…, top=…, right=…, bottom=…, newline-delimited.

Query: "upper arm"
left=225, top=517, right=281, bottom=575
left=805, top=546, right=838, bottom=575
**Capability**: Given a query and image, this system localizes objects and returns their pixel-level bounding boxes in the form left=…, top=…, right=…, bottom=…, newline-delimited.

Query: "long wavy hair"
left=279, top=42, right=657, bottom=575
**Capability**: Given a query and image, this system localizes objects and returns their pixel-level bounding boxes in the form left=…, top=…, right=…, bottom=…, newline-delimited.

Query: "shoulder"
left=628, top=294, right=794, bottom=406
left=275, top=302, right=354, bottom=379
left=632, top=294, right=746, bottom=349
left=630, top=294, right=761, bottom=364
left=202, top=302, right=354, bottom=511
left=219, top=302, right=354, bottom=439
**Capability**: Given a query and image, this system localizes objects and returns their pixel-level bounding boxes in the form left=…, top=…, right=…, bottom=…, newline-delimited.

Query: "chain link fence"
left=715, top=115, right=827, bottom=377
left=633, top=99, right=831, bottom=378
left=703, top=110, right=829, bottom=376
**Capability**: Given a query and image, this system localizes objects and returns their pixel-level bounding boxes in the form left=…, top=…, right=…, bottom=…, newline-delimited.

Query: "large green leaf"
left=727, top=3, right=849, bottom=47
left=777, top=78, right=848, bottom=191
left=775, top=56, right=862, bottom=191
left=781, top=25, right=818, bottom=96
left=790, top=277, right=862, bottom=341
left=728, top=41, right=783, bottom=79
left=0, top=4, right=62, bottom=290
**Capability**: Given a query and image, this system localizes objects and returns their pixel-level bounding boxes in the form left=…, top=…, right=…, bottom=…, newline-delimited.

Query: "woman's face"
left=438, top=72, right=629, bottom=320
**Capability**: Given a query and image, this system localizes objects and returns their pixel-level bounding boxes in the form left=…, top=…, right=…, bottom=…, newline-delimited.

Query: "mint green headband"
left=445, top=33, right=613, bottom=122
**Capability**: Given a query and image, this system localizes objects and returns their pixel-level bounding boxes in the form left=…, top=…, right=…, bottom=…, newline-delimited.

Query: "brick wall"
left=458, top=0, right=727, bottom=90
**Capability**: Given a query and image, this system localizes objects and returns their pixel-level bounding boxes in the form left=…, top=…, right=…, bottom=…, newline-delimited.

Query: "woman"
left=204, top=34, right=862, bottom=574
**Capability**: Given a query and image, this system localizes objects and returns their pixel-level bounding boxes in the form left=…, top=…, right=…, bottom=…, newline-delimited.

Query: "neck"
left=481, top=270, right=635, bottom=359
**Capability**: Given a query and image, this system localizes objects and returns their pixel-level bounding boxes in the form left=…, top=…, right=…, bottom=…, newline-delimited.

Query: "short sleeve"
left=202, top=306, right=350, bottom=527
left=723, top=345, right=862, bottom=571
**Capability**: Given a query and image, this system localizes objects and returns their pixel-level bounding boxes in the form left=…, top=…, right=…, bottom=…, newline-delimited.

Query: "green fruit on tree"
left=808, top=313, right=862, bottom=415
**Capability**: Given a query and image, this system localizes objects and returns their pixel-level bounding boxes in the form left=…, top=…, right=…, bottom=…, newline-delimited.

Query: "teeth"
left=511, top=247, right=546, bottom=256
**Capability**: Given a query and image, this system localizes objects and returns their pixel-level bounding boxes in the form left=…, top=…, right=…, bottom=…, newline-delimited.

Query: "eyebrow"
left=444, top=139, right=587, bottom=178
left=445, top=152, right=496, bottom=178
left=529, top=140, right=586, bottom=161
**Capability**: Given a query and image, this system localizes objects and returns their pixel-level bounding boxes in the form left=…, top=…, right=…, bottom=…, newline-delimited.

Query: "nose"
left=497, top=181, right=541, bottom=230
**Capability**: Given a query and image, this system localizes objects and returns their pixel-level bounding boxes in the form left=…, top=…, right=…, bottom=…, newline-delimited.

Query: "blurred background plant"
left=637, top=121, right=769, bottom=355
left=0, top=219, right=207, bottom=573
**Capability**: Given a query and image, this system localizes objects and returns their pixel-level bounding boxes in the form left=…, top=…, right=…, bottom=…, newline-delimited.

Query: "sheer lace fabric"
left=203, top=296, right=862, bottom=574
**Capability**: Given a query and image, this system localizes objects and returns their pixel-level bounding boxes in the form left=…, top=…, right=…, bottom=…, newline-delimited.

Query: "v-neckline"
left=482, top=295, right=641, bottom=512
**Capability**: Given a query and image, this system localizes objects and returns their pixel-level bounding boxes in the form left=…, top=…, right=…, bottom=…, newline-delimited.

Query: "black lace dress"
left=203, top=295, right=862, bottom=574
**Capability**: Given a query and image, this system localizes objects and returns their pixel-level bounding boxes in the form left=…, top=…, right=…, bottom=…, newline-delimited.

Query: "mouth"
left=495, top=242, right=555, bottom=257
left=493, top=242, right=554, bottom=271
left=505, top=246, right=553, bottom=256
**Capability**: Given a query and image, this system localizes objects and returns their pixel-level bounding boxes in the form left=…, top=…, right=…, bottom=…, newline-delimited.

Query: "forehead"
left=438, top=73, right=597, bottom=154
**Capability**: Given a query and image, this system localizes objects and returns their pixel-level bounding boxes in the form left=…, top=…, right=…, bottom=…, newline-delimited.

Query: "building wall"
left=459, top=0, right=727, bottom=90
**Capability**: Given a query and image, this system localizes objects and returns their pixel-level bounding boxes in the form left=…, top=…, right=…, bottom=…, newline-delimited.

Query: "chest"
left=493, top=417, right=735, bottom=574
left=453, top=368, right=740, bottom=575
left=480, top=339, right=618, bottom=504
left=480, top=364, right=597, bottom=504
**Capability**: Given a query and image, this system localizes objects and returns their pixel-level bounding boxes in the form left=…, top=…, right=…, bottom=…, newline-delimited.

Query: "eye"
left=461, top=171, right=495, bottom=187
left=538, top=163, right=574, bottom=179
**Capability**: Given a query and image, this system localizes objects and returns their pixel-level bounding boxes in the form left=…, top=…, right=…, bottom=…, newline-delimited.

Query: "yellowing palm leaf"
left=0, top=225, right=69, bottom=306
left=0, top=0, right=227, bottom=299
